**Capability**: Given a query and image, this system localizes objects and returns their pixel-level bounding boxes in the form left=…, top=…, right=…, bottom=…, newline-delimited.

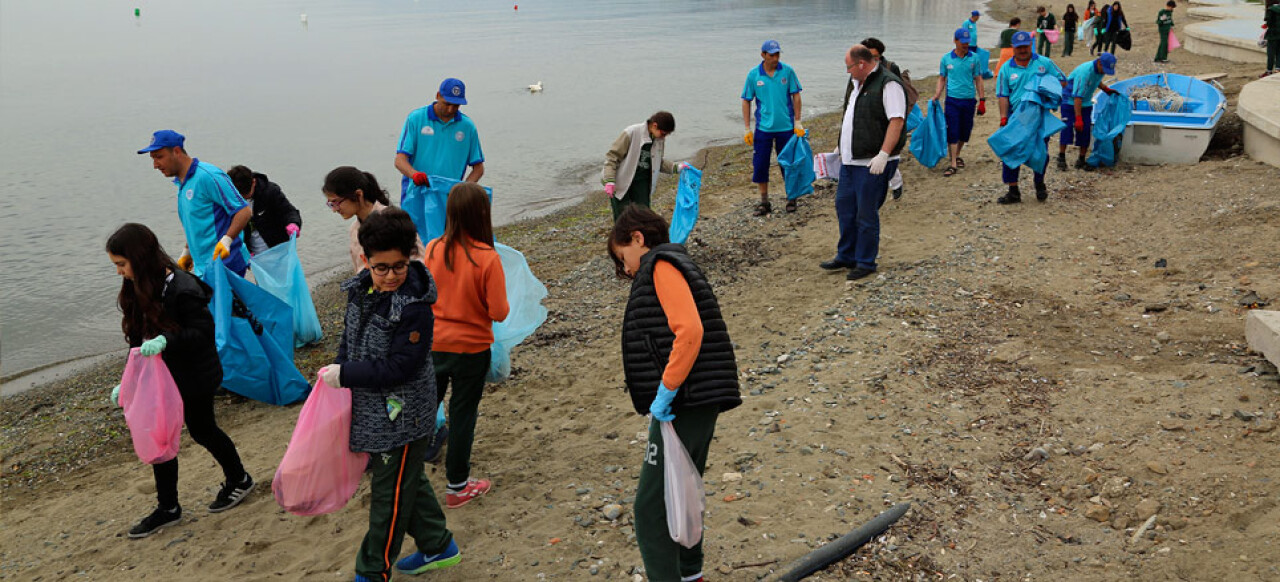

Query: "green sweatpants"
left=357, top=435, right=454, bottom=581
left=634, top=405, right=719, bottom=582
left=433, top=350, right=491, bottom=486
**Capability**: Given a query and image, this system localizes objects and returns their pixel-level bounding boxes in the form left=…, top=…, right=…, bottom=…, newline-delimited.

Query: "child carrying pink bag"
left=119, top=347, right=185, bottom=464
left=273, top=373, right=369, bottom=516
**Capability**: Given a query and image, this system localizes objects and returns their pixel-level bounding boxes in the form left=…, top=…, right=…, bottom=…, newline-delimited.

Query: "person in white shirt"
left=820, top=44, right=906, bottom=281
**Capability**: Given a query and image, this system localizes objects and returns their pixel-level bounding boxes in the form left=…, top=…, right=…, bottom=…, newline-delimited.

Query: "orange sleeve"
left=653, top=260, right=703, bottom=389
left=485, top=251, right=510, bottom=323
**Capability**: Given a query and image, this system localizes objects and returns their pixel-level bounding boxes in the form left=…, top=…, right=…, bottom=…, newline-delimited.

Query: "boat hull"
left=1119, top=123, right=1220, bottom=165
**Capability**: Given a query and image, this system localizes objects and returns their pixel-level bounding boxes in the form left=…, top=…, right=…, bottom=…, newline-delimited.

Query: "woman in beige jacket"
left=602, top=111, right=686, bottom=221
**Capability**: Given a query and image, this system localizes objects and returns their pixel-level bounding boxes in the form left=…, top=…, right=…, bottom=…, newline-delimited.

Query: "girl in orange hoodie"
left=423, top=182, right=509, bottom=509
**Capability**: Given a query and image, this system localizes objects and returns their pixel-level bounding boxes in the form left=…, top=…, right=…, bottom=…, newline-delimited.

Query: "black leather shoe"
left=820, top=259, right=853, bottom=271
left=846, top=267, right=876, bottom=281
left=997, top=187, right=1021, bottom=204
left=1035, top=182, right=1048, bottom=201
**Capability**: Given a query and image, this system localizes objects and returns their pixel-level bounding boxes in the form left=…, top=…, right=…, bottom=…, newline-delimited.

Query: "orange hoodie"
left=423, top=236, right=509, bottom=353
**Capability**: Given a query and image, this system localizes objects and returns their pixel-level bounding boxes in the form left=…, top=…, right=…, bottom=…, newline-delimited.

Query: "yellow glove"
left=743, top=131, right=754, bottom=146
left=212, top=235, right=233, bottom=261
left=793, top=122, right=806, bottom=137
left=177, top=250, right=193, bottom=272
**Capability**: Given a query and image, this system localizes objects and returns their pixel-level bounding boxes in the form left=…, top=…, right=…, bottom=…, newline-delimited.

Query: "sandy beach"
left=3, top=0, right=1279, bottom=580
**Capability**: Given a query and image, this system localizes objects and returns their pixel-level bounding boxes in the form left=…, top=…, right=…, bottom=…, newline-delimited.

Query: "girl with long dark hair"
left=106, top=223, right=253, bottom=538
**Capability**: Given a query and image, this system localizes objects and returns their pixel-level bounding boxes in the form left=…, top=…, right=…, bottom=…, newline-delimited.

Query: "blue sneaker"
left=395, top=540, right=461, bottom=575
left=354, top=576, right=373, bottom=582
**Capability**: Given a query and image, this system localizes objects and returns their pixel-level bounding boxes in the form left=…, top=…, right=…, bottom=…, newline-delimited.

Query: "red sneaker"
left=445, top=478, right=492, bottom=508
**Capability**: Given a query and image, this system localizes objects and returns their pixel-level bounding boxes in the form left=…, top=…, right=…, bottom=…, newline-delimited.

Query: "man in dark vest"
left=821, top=44, right=906, bottom=281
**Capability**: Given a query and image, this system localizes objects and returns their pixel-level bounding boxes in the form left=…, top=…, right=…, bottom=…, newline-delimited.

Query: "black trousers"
left=152, top=382, right=245, bottom=508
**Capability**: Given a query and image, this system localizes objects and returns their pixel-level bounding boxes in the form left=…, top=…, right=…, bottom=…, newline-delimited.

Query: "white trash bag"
left=661, top=420, right=705, bottom=548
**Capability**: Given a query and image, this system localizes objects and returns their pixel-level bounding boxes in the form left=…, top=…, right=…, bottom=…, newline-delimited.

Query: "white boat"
left=1107, top=73, right=1227, bottom=165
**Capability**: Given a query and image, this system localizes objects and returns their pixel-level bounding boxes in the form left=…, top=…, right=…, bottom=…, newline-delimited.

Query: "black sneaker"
left=1056, top=154, right=1068, bottom=172
left=128, top=506, right=181, bottom=539
left=846, top=267, right=876, bottom=281
left=997, top=187, right=1021, bottom=205
left=208, top=473, right=254, bottom=513
left=820, top=259, right=854, bottom=271
left=1035, top=182, right=1048, bottom=202
left=1073, top=157, right=1088, bottom=170
left=424, top=425, right=449, bottom=464
left=892, top=186, right=903, bottom=200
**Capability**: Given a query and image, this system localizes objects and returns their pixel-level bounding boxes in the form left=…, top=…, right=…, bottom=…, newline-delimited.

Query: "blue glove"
left=140, top=335, right=168, bottom=356
left=649, top=383, right=678, bottom=422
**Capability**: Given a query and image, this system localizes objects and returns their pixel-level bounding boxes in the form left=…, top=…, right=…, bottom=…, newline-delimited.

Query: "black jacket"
left=246, top=173, right=302, bottom=249
left=336, top=262, right=438, bottom=453
left=622, top=244, right=741, bottom=415
left=129, top=270, right=223, bottom=393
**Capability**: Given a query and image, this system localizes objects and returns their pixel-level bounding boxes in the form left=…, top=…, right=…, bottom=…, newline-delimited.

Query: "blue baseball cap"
left=955, top=28, right=972, bottom=43
left=1098, top=52, right=1117, bottom=75
left=1011, top=31, right=1033, bottom=47
left=761, top=40, right=781, bottom=54
left=137, top=130, right=185, bottom=154
left=438, top=78, right=467, bottom=105
left=971, top=10, right=981, bottom=17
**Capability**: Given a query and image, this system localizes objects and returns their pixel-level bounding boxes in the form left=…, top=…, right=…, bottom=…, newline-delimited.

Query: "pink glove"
left=604, top=183, right=616, bottom=198
left=285, top=223, right=300, bottom=237
left=411, top=172, right=429, bottom=186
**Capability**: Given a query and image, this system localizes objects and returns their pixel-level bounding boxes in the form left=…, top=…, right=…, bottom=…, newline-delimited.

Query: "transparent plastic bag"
left=272, top=374, right=369, bottom=516
left=487, top=243, right=548, bottom=382
left=118, top=347, right=184, bottom=464
left=249, top=235, right=323, bottom=347
left=661, top=420, right=704, bottom=549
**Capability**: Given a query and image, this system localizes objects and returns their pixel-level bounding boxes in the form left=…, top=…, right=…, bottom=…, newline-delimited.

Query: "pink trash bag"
left=118, top=347, right=184, bottom=464
left=272, top=374, right=369, bottom=516
left=1168, top=32, right=1181, bottom=51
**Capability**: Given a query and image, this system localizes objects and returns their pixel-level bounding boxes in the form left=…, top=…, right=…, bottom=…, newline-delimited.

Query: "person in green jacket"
left=1265, top=0, right=1280, bottom=77
left=1156, top=1, right=1176, bottom=63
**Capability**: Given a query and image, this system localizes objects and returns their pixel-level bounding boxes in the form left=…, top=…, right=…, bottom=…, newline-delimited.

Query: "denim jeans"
left=835, top=161, right=898, bottom=271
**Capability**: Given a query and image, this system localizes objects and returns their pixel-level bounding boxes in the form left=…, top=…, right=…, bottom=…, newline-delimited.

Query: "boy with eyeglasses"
left=320, top=207, right=462, bottom=581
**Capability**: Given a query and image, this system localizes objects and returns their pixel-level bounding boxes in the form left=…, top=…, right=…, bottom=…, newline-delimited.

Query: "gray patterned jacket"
left=336, top=262, right=438, bottom=453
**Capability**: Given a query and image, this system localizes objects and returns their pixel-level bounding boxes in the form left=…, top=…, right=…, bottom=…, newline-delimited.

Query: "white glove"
left=321, top=364, right=342, bottom=388
left=675, top=162, right=690, bottom=173
left=869, top=151, right=890, bottom=175
left=212, top=235, right=235, bottom=260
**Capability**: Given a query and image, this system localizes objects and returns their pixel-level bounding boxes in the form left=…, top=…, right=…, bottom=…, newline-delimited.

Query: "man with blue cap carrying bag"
left=138, top=130, right=251, bottom=277
left=933, top=28, right=987, bottom=177
left=741, top=39, right=804, bottom=215
left=1058, top=52, right=1120, bottom=171
left=994, top=30, right=1066, bottom=204
left=395, top=78, right=486, bottom=199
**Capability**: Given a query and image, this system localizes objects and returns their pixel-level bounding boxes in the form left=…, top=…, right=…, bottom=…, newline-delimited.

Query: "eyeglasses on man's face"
left=370, top=261, right=409, bottom=276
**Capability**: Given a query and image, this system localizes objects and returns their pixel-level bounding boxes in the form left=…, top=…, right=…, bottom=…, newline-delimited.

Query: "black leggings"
left=153, top=383, right=245, bottom=509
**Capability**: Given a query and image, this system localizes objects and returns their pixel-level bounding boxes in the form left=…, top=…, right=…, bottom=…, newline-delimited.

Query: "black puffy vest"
left=621, top=244, right=741, bottom=415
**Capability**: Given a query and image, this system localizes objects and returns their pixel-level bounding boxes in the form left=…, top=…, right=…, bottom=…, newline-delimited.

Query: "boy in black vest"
left=608, top=206, right=741, bottom=582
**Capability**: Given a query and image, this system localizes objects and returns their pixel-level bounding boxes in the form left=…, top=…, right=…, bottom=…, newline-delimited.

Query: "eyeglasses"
left=326, top=197, right=345, bottom=211
left=369, top=262, right=409, bottom=276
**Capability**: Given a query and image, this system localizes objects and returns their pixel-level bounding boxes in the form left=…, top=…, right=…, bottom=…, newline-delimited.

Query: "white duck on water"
left=528, top=81, right=543, bottom=93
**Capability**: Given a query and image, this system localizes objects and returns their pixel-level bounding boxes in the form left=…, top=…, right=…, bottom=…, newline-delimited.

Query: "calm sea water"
left=0, top=0, right=993, bottom=385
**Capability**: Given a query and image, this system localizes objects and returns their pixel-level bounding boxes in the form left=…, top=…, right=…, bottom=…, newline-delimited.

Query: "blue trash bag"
left=203, top=261, right=310, bottom=405
left=909, top=99, right=949, bottom=169
left=904, top=103, right=924, bottom=134
left=669, top=166, right=702, bottom=245
left=973, top=47, right=993, bottom=79
left=987, top=75, right=1066, bottom=174
left=777, top=135, right=816, bottom=200
left=1087, top=91, right=1132, bottom=168
left=402, top=177, right=494, bottom=243
left=249, top=236, right=322, bottom=347
left=487, top=243, right=548, bottom=382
